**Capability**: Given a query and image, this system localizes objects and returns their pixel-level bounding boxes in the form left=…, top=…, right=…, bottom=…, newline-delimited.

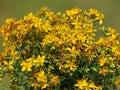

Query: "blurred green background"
left=0, top=0, right=120, bottom=89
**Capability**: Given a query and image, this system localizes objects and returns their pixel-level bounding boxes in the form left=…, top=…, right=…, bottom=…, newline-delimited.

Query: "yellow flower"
left=99, top=57, right=107, bottom=66
left=5, top=18, right=15, bottom=25
left=74, top=78, right=88, bottom=89
left=49, top=74, right=60, bottom=88
left=3, top=60, right=14, bottom=70
left=41, top=81, right=48, bottom=89
left=36, top=71, right=47, bottom=82
left=107, top=27, right=118, bottom=36
left=111, top=46, right=120, bottom=56
left=35, top=71, right=48, bottom=89
left=96, top=37, right=110, bottom=47
left=88, top=82, right=97, bottom=89
left=24, top=12, right=35, bottom=21
left=88, top=82, right=102, bottom=90
left=98, top=13, right=104, bottom=24
left=89, top=8, right=104, bottom=24
left=66, top=7, right=81, bottom=17
left=99, top=67, right=108, bottom=76
left=68, top=60, right=77, bottom=71
left=33, top=55, right=45, bottom=66
left=20, top=61, right=32, bottom=72
left=71, top=20, right=82, bottom=29
left=31, top=82, right=40, bottom=88
left=66, top=46, right=79, bottom=56
left=76, top=32, right=86, bottom=43
left=45, top=11, right=54, bottom=20
left=37, top=55, right=45, bottom=65
left=42, top=34, right=57, bottom=46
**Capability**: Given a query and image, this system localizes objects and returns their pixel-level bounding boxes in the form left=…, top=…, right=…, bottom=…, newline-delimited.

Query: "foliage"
left=0, top=7, right=120, bottom=90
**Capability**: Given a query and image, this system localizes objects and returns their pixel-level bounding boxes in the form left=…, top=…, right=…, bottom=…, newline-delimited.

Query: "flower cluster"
left=0, top=7, right=120, bottom=90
